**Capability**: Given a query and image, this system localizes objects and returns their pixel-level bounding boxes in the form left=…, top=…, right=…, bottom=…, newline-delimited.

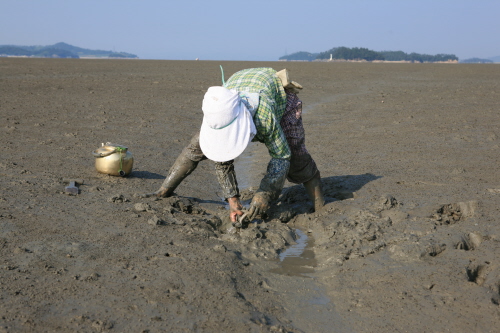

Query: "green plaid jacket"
left=225, top=68, right=291, bottom=159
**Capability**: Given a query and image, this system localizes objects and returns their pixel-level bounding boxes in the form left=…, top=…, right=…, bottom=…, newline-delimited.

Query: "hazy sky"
left=1, top=0, right=499, bottom=61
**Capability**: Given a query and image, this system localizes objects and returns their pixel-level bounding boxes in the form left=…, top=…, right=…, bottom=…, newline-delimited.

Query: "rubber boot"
left=141, top=153, right=198, bottom=198
left=303, top=172, right=325, bottom=212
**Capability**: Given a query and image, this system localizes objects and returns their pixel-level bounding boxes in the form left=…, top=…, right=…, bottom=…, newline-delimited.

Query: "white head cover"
left=199, top=86, right=256, bottom=162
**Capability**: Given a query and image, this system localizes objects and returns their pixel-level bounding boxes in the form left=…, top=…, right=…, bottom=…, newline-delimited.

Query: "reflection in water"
left=279, top=229, right=308, bottom=261
left=270, top=229, right=317, bottom=277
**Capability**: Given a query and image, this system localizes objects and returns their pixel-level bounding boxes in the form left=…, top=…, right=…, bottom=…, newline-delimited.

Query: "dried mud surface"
left=1, top=58, right=500, bottom=332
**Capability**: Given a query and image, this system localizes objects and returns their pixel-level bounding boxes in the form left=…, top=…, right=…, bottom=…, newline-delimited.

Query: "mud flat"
left=1, top=58, right=500, bottom=332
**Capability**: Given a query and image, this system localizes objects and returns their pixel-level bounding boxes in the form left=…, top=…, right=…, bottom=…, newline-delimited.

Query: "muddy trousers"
left=161, top=132, right=319, bottom=201
left=159, top=132, right=240, bottom=199
left=159, top=133, right=206, bottom=196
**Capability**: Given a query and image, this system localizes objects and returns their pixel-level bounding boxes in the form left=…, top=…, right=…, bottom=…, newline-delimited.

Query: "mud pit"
left=1, top=58, right=500, bottom=332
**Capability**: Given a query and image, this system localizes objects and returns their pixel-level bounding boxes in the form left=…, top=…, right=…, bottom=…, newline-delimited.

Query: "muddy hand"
left=233, top=211, right=249, bottom=228
left=228, top=197, right=243, bottom=223
left=247, top=192, right=270, bottom=221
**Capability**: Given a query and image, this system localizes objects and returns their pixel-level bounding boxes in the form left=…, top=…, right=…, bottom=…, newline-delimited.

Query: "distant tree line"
left=0, top=46, right=33, bottom=56
left=379, top=51, right=458, bottom=62
left=317, top=47, right=385, bottom=61
left=0, top=42, right=138, bottom=59
left=460, top=58, right=493, bottom=64
left=0, top=45, right=80, bottom=58
left=280, top=46, right=458, bottom=63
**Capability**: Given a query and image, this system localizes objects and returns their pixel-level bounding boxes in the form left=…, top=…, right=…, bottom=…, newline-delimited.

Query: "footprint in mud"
left=376, top=194, right=400, bottom=211
left=455, top=232, right=482, bottom=251
left=425, top=243, right=447, bottom=257
left=465, top=261, right=500, bottom=305
left=492, top=282, right=500, bottom=305
left=466, top=263, right=488, bottom=286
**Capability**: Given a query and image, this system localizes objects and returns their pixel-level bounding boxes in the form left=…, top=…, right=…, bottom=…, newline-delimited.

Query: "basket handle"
left=92, top=147, right=117, bottom=158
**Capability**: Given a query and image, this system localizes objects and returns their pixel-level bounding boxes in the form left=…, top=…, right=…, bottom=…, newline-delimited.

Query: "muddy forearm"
left=214, top=160, right=240, bottom=200
left=257, top=158, right=290, bottom=201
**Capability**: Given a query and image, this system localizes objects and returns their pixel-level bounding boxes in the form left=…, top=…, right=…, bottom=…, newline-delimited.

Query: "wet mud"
left=1, top=58, right=500, bottom=332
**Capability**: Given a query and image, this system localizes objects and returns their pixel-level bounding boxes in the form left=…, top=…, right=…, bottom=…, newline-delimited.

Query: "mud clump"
left=432, top=201, right=479, bottom=225
left=433, top=203, right=463, bottom=224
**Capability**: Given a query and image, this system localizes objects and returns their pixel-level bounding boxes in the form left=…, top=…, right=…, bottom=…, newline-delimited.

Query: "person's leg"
left=288, top=153, right=325, bottom=211
left=141, top=132, right=206, bottom=198
left=281, top=92, right=324, bottom=211
left=303, top=170, right=325, bottom=212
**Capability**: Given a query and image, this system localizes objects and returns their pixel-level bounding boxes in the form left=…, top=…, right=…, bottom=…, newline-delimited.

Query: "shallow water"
left=271, top=229, right=318, bottom=277
left=266, top=230, right=352, bottom=332
left=279, top=229, right=309, bottom=261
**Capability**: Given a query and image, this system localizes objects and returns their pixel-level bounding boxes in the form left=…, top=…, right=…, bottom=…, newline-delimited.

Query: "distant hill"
left=488, top=56, right=500, bottom=63
left=317, top=47, right=385, bottom=61
left=0, top=42, right=138, bottom=59
left=460, top=58, right=494, bottom=64
left=280, top=46, right=458, bottom=63
left=279, top=51, right=318, bottom=62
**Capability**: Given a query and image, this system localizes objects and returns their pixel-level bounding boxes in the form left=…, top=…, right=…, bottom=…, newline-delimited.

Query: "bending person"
left=142, top=68, right=324, bottom=223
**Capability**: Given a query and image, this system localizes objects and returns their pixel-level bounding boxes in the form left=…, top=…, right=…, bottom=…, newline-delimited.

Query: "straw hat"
left=276, top=69, right=303, bottom=93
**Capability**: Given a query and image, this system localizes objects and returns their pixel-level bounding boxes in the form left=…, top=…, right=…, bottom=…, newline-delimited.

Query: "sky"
left=1, top=0, right=499, bottom=61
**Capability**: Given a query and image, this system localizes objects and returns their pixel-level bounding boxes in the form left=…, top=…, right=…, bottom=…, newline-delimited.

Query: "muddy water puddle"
left=271, top=229, right=317, bottom=277
left=267, top=229, right=350, bottom=332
